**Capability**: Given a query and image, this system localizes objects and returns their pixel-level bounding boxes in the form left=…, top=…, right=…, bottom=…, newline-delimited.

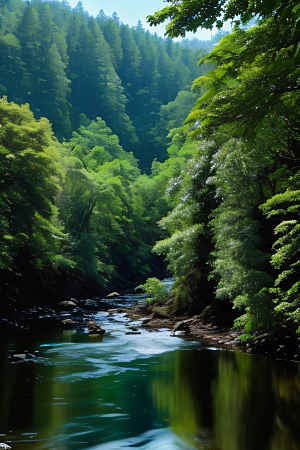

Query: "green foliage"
left=185, top=5, right=300, bottom=146
left=261, top=185, right=300, bottom=332
left=0, top=96, right=166, bottom=286
left=149, top=90, right=198, bottom=161
left=145, top=0, right=300, bottom=337
left=151, top=135, right=220, bottom=311
left=139, top=277, right=168, bottom=305
left=0, top=0, right=202, bottom=168
left=147, top=0, right=285, bottom=37
left=0, top=97, right=72, bottom=269
left=209, top=138, right=275, bottom=308
left=54, top=115, right=169, bottom=286
left=233, top=314, right=247, bottom=331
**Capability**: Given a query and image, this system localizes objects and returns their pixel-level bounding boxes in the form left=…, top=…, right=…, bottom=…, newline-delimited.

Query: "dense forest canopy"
left=0, top=0, right=204, bottom=169
left=145, top=0, right=300, bottom=338
left=2, top=0, right=300, bottom=341
left=0, top=0, right=211, bottom=292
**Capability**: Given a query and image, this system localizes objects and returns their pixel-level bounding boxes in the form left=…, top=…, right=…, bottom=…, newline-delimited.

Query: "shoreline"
left=1, top=291, right=299, bottom=364
left=121, top=302, right=300, bottom=363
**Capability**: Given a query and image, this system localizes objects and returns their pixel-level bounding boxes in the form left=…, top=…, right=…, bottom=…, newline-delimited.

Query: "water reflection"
left=151, top=349, right=300, bottom=450
left=0, top=322, right=300, bottom=450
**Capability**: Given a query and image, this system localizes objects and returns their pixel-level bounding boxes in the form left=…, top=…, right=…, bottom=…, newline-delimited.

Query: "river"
left=0, top=283, right=300, bottom=450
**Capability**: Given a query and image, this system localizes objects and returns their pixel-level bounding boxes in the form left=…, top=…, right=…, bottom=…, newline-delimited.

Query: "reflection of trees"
left=269, top=363, right=300, bottom=450
left=150, top=349, right=216, bottom=449
left=212, top=352, right=274, bottom=450
left=150, top=349, right=300, bottom=450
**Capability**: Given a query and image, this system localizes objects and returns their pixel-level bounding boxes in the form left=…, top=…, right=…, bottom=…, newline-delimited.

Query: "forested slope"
left=0, top=0, right=202, bottom=169
left=147, top=0, right=300, bottom=340
left=0, top=0, right=207, bottom=307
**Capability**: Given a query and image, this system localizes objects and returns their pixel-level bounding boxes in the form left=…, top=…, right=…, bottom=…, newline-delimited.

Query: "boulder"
left=172, top=319, right=193, bottom=335
left=88, top=326, right=105, bottom=336
left=105, top=292, right=120, bottom=298
left=86, top=320, right=105, bottom=335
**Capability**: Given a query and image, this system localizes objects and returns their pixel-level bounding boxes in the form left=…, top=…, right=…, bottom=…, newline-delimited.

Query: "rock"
left=125, top=331, right=141, bottom=335
left=105, top=292, right=120, bottom=298
left=10, top=352, right=36, bottom=361
left=172, top=319, right=193, bottom=335
left=141, top=318, right=152, bottom=325
left=88, top=326, right=105, bottom=336
left=58, top=300, right=77, bottom=307
left=85, top=299, right=97, bottom=306
left=13, top=353, right=27, bottom=360
left=61, top=319, right=78, bottom=326
left=86, top=320, right=105, bottom=335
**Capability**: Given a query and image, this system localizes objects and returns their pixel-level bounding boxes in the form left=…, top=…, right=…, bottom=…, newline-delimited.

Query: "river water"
left=1, top=284, right=300, bottom=450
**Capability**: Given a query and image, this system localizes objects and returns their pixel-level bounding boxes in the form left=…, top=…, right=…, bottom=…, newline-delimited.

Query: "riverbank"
left=1, top=275, right=299, bottom=363
left=120, top=301, right=300, bottom=362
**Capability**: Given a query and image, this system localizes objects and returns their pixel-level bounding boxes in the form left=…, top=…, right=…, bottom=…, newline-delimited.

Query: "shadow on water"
left=0, top=297, right=300, bottom=450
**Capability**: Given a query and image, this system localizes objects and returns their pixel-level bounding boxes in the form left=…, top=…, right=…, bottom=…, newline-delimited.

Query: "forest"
left=1, top=0, right=300, bottom=342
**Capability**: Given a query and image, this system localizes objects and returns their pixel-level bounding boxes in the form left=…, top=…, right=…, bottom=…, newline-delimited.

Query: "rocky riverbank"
left=120, top=301, right=300, bottom=362
left=1, top=281, right=299, bottom=363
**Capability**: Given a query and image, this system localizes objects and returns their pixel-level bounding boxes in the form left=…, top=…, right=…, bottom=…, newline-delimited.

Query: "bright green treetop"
left=147, top=0, right=285, bottom=37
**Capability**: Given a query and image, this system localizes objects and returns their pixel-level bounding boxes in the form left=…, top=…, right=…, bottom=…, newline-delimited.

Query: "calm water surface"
left=1, top=289, right=300, bottom=450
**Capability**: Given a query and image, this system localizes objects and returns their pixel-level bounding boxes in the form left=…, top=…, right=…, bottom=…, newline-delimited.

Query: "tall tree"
left=0, top=98, right=66, bottom=269
left=98, top=18, right=123, bottom=71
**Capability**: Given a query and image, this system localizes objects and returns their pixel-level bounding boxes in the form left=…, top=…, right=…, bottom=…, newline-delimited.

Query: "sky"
left=67, top=0, right=232, bottom=40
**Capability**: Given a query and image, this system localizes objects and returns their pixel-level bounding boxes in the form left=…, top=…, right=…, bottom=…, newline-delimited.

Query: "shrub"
left=139, top=277, right=168, bottom=305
